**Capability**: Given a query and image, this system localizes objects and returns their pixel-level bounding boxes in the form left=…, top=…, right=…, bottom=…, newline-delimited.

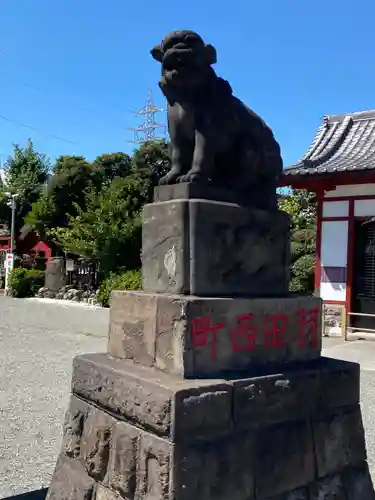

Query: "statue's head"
left=151, top=30, right=217, bottom=91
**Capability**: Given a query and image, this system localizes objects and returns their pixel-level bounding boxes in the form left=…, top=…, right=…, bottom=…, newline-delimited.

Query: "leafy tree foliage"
left=13, top=139, right=172, bottom=279
left=94, top=152, right=132, bottom=183
left=132, top=139, right=171, bottom=201
left=26, top=155, right=100, bottom=236
left=49, top=175, right=148, bottom=275
left=3, top=139, right=50, bottom=232
left=279, top=188, right=317, bottom=294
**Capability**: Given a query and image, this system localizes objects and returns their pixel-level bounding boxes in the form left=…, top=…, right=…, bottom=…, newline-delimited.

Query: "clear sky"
left=0, top=0, right=374, bottom=168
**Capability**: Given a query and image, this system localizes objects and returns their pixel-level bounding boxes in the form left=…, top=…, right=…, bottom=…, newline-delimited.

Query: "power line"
left=0, top=48, right=137, bottom=130
left=0, top=114, right=78, bottom=145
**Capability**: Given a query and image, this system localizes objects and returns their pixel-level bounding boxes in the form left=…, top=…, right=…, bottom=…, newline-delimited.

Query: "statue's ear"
left=151, top=45, right=164, bottom=62
left=205, top=44, right=217, bottom=64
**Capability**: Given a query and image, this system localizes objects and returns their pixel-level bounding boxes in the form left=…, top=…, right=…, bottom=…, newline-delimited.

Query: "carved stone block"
left=62, top=396, right=90, bottom=460
left=313, top=406, right=367, bottom=478
left=254, top=421, right=315, bottom=499
left=72, top=353, right=232, bottom=441
left=141, top=196, right=290, bottom=296
left=103, top=422, right=139, bottom=498
left=109, top=291, right=322, bottom=378
left=342, top=464, right=375, bottom=500
left=80, top=407, right=116, bottom=481
left=309, top=474, right=346, bottom=500
left=46, top=455, right=95, bottom=500
left=174, top=433, right=255, bottom=500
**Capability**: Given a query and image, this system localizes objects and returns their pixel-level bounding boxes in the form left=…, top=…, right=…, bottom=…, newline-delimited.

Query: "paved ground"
left=0, top=297, right=108, bottom=498
left=1, top=299, right=375, bottom=497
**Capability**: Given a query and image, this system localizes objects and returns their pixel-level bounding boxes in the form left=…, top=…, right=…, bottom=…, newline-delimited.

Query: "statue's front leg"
left=177, top=131, right=214, bottom=183
left=159, top=142, right=185, bottom=185
left=159, top=113, right=193, bottom=185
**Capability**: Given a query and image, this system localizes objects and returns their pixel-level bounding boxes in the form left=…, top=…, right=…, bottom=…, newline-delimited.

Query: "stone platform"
left=109, top=291, right=322, bottom=378
left=47, top=354, right=374, bottom=500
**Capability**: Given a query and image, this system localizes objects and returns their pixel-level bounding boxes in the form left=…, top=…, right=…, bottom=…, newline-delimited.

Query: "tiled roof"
left=283, top=110, right=375, bottom=178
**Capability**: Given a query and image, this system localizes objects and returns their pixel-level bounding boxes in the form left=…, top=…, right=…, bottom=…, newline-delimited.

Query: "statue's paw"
left=177, top=172, right=204, bottom=184
left=159, top=171, right=180, bottom=185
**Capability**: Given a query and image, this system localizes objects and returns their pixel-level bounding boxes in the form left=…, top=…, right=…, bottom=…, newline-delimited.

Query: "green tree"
left=0, top=184, right=8, bottom=225
left=278, top=188, right=317, bottom=294
left=132, top=139, right=171, bottom=201
left=50, top=174, right=148, bottom=275
left=4, top=139, right=50, bottom=232
left=26, top=155, right=99, bottom=236
left=93, top=152, right=132, bottom=183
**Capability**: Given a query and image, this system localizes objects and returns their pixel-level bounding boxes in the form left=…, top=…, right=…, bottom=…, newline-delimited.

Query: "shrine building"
left=281, top=110, right=375, bottom=337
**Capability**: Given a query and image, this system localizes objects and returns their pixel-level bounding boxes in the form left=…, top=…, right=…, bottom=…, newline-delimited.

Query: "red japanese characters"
left=191, top=308, right=320, bottom=360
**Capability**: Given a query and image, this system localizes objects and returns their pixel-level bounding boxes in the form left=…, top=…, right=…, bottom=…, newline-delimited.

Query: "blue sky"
left=0, top=0, right=374, bottom=168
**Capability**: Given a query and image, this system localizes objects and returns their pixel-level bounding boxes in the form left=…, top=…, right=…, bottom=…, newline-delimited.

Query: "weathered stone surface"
left=233, top=369, right=319, bottom=430
left=104, top=422, right=139, bottom=498
left=109, top=291, right=322, bottom=378
left=108, top=292, right=158, bottom=368
left=233, top=358, right=360, bottom=430
left=342, top=464, right=375, bottom=499
left=72, top=354, right=361, bottom=440
left=154, top=183, right=256, bottom=206
left=313, top=405, right=367, bottom=478
left=45, top=256, right=67, bottom=291
left=269, top=488, right=309, bottom=500
left=62, top=396, right=90, bottom=460
left=309, top=474, right=346, bottom=500
left=318, top=358, right=359, bottom=412
left=142, top=198, right=290, bottom=296
left=138, top=432, right=172, bottom=500
left=174, top=433, right=255, bottom=500
left=95, top=485, right=121, bottom=500
left=46, top=455, right=95, bottom=500
left=72, top=353, right=232, bottom=441
left=254, top=421, right=315, bottom=499
left=80, top=407, right=116, bottom=481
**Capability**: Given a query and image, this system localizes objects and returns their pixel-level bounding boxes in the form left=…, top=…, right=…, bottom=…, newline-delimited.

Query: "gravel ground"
left=1, top=298, right=375, bottom=497
left=0, top=297, right=108, bottom=498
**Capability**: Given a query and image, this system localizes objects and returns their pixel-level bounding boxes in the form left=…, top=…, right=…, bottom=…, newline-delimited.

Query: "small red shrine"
left=281, top=109, right=375, bottom=337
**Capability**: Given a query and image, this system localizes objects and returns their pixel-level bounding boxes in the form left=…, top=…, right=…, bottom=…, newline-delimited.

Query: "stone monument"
left=46, top=31, right=374, bottom=499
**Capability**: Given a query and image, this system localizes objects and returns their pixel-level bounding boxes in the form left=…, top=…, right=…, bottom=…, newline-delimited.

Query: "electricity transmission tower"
left=128, top=89, right=166, bottom=144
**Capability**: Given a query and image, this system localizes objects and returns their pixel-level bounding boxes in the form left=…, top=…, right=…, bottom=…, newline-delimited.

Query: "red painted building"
left=281, top=110, right=375, bottom=336
left=17, top=230, right=52, bottom=261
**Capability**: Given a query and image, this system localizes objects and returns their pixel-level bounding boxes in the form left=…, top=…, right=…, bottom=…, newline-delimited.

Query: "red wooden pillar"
left=346, top=198, right=355, bottom=315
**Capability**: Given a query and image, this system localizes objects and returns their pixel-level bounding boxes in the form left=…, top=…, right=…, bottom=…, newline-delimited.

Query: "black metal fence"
left=66, top=258, right=98, bottom=289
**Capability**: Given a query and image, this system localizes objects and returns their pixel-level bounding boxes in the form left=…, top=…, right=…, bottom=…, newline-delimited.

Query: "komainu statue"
left=151, top=30, right=283, bottom=209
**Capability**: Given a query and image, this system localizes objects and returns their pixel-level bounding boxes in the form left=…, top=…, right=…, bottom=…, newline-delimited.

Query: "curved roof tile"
left=284, top=110, right=375, bottom=177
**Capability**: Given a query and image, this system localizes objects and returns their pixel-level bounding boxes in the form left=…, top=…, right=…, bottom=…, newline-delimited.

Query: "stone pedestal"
left=46, top=184, right=375, bottom=500
left=142, top=194, right=290, bottom=297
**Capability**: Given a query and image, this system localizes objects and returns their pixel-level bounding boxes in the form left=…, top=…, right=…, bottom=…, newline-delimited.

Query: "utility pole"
left=9, top=194, right=17, bottom=253
left=4, top=193, right=18, bottom=296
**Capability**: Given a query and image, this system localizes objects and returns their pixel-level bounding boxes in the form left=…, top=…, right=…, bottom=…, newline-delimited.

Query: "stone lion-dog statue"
left=151, top=30, right=283, bottom=209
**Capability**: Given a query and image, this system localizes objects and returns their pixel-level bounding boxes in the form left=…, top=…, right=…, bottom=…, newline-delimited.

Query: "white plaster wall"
left=322, top=200, right=349, bottom=218
left=320, top=282, right=346, bottom=302
left=325, top=184, right=375, bottom=198
left=320, top=221, right=348, bottom=267
left=354, top=199, right=375, bottom=217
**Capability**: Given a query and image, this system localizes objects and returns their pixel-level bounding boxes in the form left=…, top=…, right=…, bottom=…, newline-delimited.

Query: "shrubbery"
left=8, top=268, right=45, bottom=298
left=97, top=269, right=142, bottom=307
